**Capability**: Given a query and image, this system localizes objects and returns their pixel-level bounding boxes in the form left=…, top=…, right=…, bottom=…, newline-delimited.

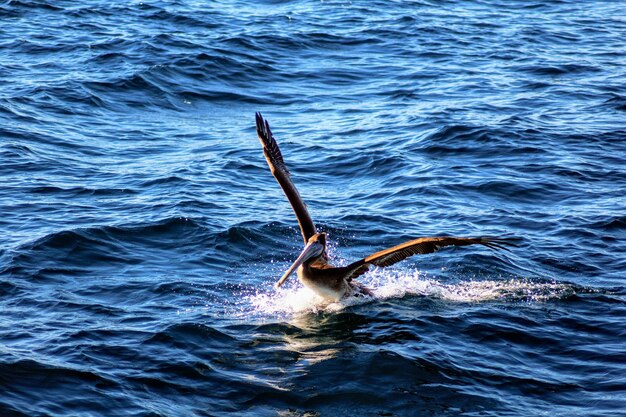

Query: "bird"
left=254, top=112, right=516, bottom=301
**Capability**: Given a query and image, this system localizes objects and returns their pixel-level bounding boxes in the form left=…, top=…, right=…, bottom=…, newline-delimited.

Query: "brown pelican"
left=255, top=112, right=515, bottom=301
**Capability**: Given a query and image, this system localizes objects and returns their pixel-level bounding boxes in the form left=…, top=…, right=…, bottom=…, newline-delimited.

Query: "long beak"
left=275, top=241, right=323, bottom=289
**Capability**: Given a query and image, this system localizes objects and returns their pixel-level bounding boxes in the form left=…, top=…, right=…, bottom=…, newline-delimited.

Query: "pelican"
left=255, top=112, right=515, bottom=301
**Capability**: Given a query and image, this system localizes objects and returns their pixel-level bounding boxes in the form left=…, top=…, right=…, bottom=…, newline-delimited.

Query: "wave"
left=517, top=63, right=601, bottom=76
left=0, top=280, right=20, bottom=297
left=410, top=124, right=548, bottom=158
left=0, top=1, right=62, bottom=18
left=24, top=217, right=208, bottom=254
left=1, top=218, right=204, bottom=279
left=27, top=185, right=137, bottom=197
left=2, top=80, right=107, bottom=117
left=243, top=269, right=587, bottom=317
left=1, top=218, right=303, bottom=281
left=587, top=215, right=626, bottom=232
left=144, top=323, right=236, bottom=350
left=0, top=358, right=124, bottom=415
left=604, top=93, right=626, bottom=111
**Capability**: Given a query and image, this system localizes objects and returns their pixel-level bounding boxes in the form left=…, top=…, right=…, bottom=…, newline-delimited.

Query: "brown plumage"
left=342, top=236, right=513, bottom=281
left=256, top=112, right=316, bottom=243
left=255, top=113, right=517, bottom=301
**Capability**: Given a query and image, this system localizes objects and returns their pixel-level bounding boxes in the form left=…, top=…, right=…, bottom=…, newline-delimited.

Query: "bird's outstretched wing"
left=256, top=112, right=317, bottom=243
left=342, top=236, right=517, bottom=281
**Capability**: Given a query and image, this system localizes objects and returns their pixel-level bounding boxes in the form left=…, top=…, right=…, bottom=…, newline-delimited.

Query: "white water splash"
left=248, top=285, right=346, bottom=315
left=367, top=269, right=578, bottom=302
left=245, top=269, right=578, bottom=317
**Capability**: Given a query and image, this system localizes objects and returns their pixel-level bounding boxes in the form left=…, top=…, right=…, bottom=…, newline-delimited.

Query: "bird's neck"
left=305, top=256, right=332, bottom=270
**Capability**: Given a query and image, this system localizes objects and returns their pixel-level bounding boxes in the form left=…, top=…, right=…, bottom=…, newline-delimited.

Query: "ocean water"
left=1, top=0, right=625, bottom=416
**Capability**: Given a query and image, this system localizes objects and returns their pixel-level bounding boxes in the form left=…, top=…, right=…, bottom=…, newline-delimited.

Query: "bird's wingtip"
left=481, top=236, right=521, bottom=252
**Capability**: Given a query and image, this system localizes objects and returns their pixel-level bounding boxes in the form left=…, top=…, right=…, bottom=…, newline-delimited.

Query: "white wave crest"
left=244, top=269, right=577, bottom=317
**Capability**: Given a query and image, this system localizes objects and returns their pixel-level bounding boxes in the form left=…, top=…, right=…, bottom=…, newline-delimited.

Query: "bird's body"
left=254, top=113, right=515, bottom=301
left=298, top=263, right=348, bottom=302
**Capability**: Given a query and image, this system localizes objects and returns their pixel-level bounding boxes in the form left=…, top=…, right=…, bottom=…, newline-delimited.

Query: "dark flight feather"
left=342, top=236, right=518, bottom=281
left=255, top=112, right=317, bottom=243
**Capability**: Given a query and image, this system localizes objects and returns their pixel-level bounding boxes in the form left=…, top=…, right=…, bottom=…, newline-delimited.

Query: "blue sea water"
left=1, top=0, right=626, bottom=415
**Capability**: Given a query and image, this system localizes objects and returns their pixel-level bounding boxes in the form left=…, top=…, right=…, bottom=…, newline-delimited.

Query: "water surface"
left=1, top=0, right=625, bottom=416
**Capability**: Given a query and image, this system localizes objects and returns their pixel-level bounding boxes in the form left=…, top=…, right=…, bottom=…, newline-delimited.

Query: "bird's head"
left=274, top=232, right=327, bottom=289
